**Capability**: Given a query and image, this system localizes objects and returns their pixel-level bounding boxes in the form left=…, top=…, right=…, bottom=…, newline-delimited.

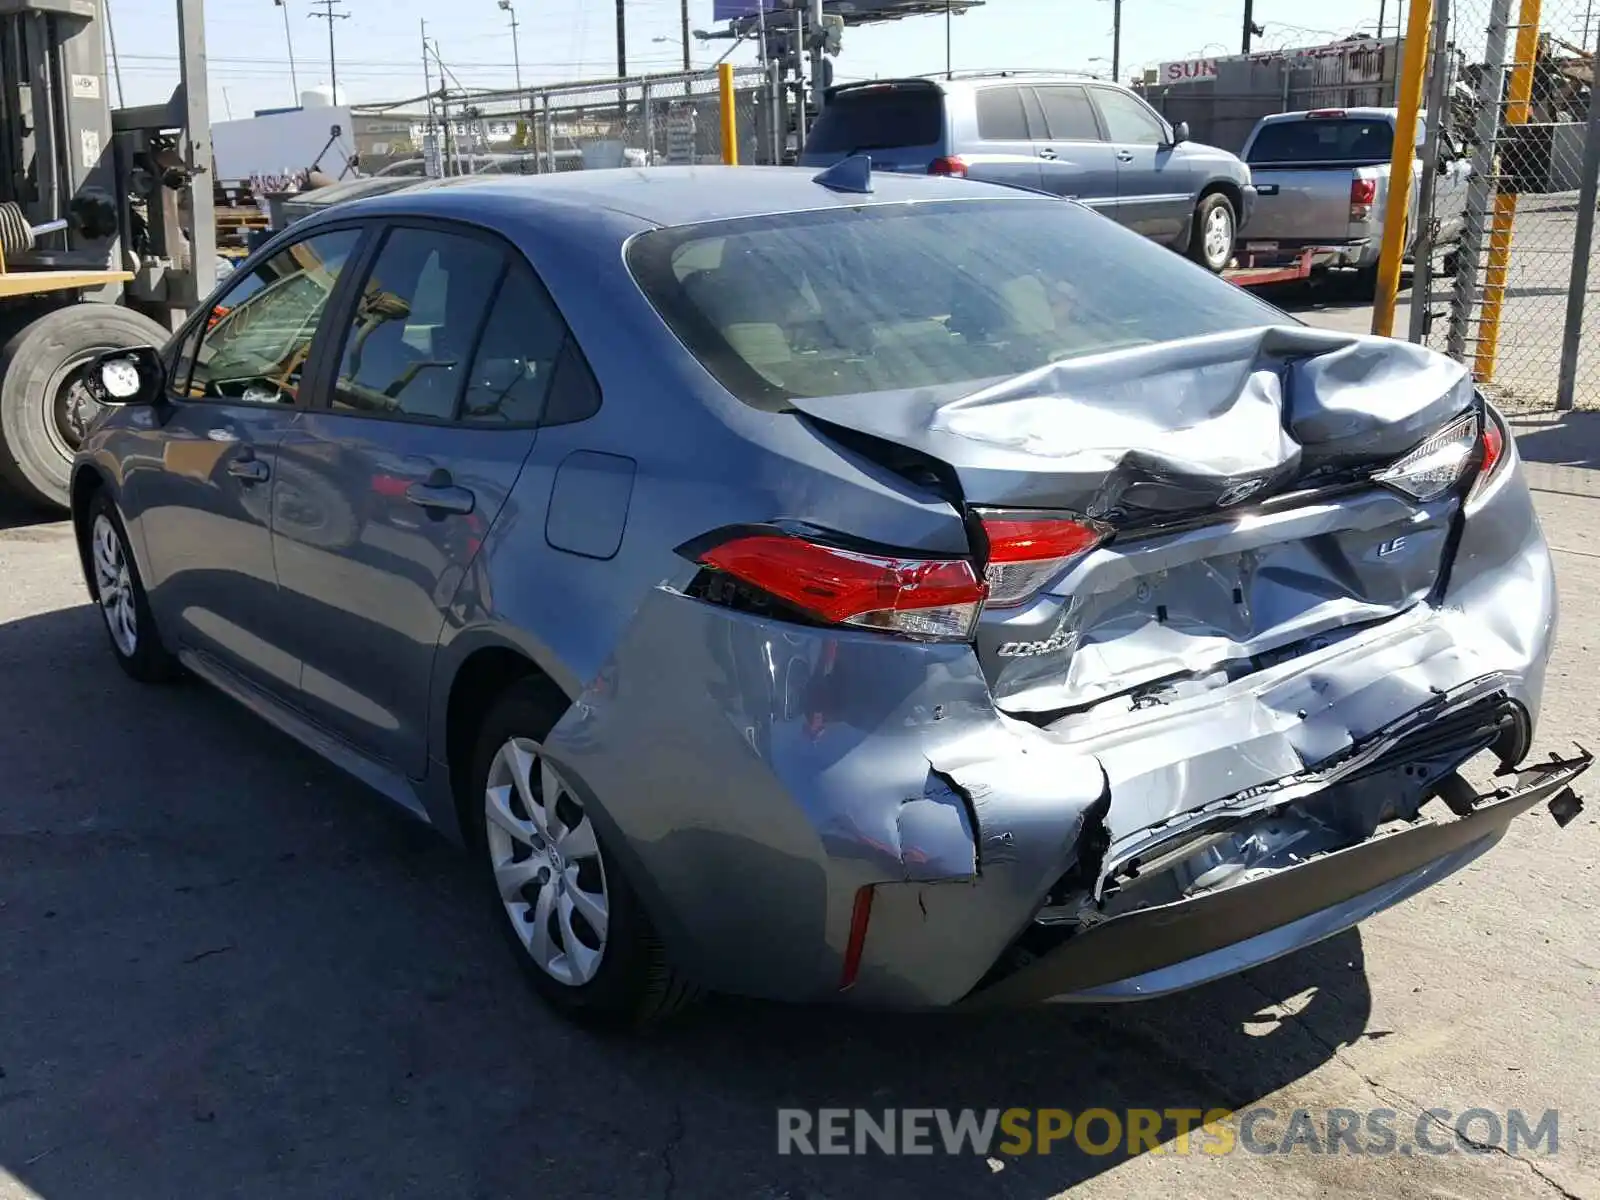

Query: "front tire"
left=1188, top=192, right=1236, bottom=273
left=466, top=678, right=698, bottom=1027
left=84, top=489, right=182, bottom=683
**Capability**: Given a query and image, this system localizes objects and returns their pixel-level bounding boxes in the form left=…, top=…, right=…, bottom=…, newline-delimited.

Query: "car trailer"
left=1223, top=247, right=1316, bottom=289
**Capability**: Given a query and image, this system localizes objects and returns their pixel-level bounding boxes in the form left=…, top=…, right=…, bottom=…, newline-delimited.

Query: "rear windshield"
left=627, top=198, right=1285, bottom=408
left=1246, top=117, right=1395, bottom=164
left=803, top=85, right=944, bottom=154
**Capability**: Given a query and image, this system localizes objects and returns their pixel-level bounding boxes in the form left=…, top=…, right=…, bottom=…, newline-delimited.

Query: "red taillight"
left=1308, top=108, right=1347, bottom=119
left=1350, top=178, right=1377, bottom=205
left=1470, top=410, right=1507, bottom=499
left=698, top=532, right=986, bottom=641
left=929, top=155, right=968, bottom=177
left=979, top=511, right=1110, bottom=608
left=839, top=885, right=875, bottom=991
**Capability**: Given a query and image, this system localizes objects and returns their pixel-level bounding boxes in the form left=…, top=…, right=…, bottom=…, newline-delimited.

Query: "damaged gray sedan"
left=70, top=163, right=1588, bottom=1024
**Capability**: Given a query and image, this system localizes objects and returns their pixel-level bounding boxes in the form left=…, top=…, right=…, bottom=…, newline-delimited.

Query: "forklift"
left=0, top=0, right=213, bottom=509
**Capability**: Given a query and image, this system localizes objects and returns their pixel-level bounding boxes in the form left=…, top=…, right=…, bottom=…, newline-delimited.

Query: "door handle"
left=1038, top=147, right=1058, bottom=160
left=404, top=469, right=475, bottom=516
left=1115, top=151, right=1135, bottom=163
left=226, top=455, right=270, bottom=483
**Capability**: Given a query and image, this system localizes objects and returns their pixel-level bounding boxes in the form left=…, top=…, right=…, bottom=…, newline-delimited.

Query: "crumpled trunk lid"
left=793, top=325, right=1477, bottom=715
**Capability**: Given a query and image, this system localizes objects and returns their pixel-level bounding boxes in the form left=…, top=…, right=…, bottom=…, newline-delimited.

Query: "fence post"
left=1472, top=0, right=1543, bottom=381
left=1447, top=0, right=1514, bottom=360
left=542, top=94, right=554, bottom=173
left=719, top=62, right=738, bottom=165
left=642, top=80, right=655, bottom=164
left=1409, top=0, right=1455, bottom=343
left=1556, top=25, right=1600, bottom=410
left=1372, top=0, right=1435, bottom=336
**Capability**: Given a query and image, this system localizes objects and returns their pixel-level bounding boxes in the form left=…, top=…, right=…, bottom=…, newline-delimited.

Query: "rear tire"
left=0, top=305, right=171, bottom=509
left=1187, top=192, right=1236, bottom=273
left=465, top=677, right=699, bottom=1028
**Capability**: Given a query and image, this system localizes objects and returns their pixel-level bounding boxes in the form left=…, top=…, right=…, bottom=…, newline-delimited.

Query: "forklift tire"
left=0, top=305, right=171, bottom=510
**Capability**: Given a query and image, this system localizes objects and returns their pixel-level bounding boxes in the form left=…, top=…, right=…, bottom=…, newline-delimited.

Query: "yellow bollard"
left=1473, top=0, right=1541, bottom=382
left=1371, top=0, right=1434, bottom=337
left=719, top=63, right=738, bottom=166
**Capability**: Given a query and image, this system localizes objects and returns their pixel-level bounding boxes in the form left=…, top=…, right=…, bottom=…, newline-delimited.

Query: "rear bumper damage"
left=542, top=439, right=1579, bottom=1009
left=962, top=751, right=1589, bottom=1006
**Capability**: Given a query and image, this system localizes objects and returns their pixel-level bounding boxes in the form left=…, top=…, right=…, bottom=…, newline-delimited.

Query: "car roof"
left=324, top=164, right=1036, bottom=231
left=832, top=71, right=1110, bottom=96
left=1260, top=107, right=1399, bottom=123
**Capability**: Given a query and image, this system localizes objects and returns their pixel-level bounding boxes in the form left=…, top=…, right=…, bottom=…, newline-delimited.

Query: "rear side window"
left=330, top=226, right=505, bottom=421
left=627, top=198, right=1283, bottom=408
left=459, top=265, right=569, bottom=426
left=975, top=86, right=1031, bottom=141
left=1246, top=117, right=1395, bottom=164
left=1033, top=85, right=1101, bottom=141
left=803, top=85, right=943, bottom=153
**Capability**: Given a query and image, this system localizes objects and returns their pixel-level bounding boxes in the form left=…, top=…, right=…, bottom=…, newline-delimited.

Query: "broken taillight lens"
left=1350, top=177, right=1377, bottom=222
left=1373, top=412, right=1481, bottom=502
left=977, top=511, right=1111, bottom=608
left=696, top=532, right=986, bottom=642
left=1469, top=406, right=1508, bottom=500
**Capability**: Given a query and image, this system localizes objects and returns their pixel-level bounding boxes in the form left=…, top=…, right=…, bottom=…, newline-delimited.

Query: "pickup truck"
left=1234, top=107, right=1470, bottom=280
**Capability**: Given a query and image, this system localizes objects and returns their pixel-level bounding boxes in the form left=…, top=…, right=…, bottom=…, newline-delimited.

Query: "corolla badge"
left=1217, top=478, right=1266, bottom=507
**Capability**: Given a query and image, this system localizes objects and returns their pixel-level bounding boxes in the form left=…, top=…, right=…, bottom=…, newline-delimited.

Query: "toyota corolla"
left=69, top=163, right=1587, bottom=1024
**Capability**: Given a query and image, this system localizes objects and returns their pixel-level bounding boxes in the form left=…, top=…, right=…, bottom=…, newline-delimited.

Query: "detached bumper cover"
left=961, top=752, right=1589, bottom=1007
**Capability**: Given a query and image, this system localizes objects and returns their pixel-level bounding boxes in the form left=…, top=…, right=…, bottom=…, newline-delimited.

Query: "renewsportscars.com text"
left=776, top=1107, right=1559, bottom=1158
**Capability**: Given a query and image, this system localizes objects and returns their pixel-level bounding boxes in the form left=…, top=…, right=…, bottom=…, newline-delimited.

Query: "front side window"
left=1092, top=88, right=1168, bottom=146
left=183, top=228, right=361, bottom=404
left=330, top=226, right=505, bottom=420
left=627, top=198, right=1285, bottom=408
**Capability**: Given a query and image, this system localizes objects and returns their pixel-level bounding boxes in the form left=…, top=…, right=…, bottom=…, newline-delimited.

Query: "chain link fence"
left=362, top=66, right=783, bottom=179
left=1418, top=0, right=1600, bottom=409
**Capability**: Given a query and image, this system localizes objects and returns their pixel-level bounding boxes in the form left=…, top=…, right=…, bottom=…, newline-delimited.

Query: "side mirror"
left=82, top=345, right=166, bottom=408
left=1170, top=120, right=1190, bottom=144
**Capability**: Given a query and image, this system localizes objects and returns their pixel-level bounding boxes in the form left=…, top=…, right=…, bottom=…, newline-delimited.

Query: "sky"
left=106, top=0, right=1404, bottom=119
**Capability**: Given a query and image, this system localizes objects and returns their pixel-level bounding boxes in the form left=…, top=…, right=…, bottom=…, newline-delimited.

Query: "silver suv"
left=799, top=72, right=1255, bottom=272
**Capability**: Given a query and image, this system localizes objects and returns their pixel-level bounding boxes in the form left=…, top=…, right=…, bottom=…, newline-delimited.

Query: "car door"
left=270, top=220, right=586, bottom=775
left=128, top=225, right=365, bottom=698
left=1088, top=85, right=1192, bottom=242
left=965, top=84, right=1043, bottom=190
left=1029, top=84, right=1120, bottom=216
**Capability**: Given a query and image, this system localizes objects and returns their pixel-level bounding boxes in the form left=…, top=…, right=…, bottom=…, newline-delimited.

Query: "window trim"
left=305, top=214, right=597, bottom=431
left=167, top=219, right=372, bottom=410
left=1028, top=84, right=1107, bottom=144
left=1087, top=85, right=1172, bottom=147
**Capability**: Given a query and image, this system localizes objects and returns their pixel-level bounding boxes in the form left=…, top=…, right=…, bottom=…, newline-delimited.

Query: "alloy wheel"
left=483, top=737, right=609, bottom=986
left=1203, top=203, right=1234, bottom=268
left=91, top=513, right=138, bottom=658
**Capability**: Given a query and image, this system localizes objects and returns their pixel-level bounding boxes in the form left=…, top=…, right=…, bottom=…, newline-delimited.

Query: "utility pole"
left=616, top=0, right=627, bottom=76
left=308, top=0, right=348, bottom=101
left=274, top=0, right=301, bottom=102
left=1241, top=0, right=1263, bottom=53
left=497, top=0, right=522, bottom=92
left=1112, top=0, right=1122, bottom=81
left=934, top=0, right=947, bottom=78
left=681, top=0, right=691, bottom=70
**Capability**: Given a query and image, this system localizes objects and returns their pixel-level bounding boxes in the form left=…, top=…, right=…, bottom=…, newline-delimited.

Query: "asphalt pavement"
left=2, top=307, right=1599, bottom=1197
